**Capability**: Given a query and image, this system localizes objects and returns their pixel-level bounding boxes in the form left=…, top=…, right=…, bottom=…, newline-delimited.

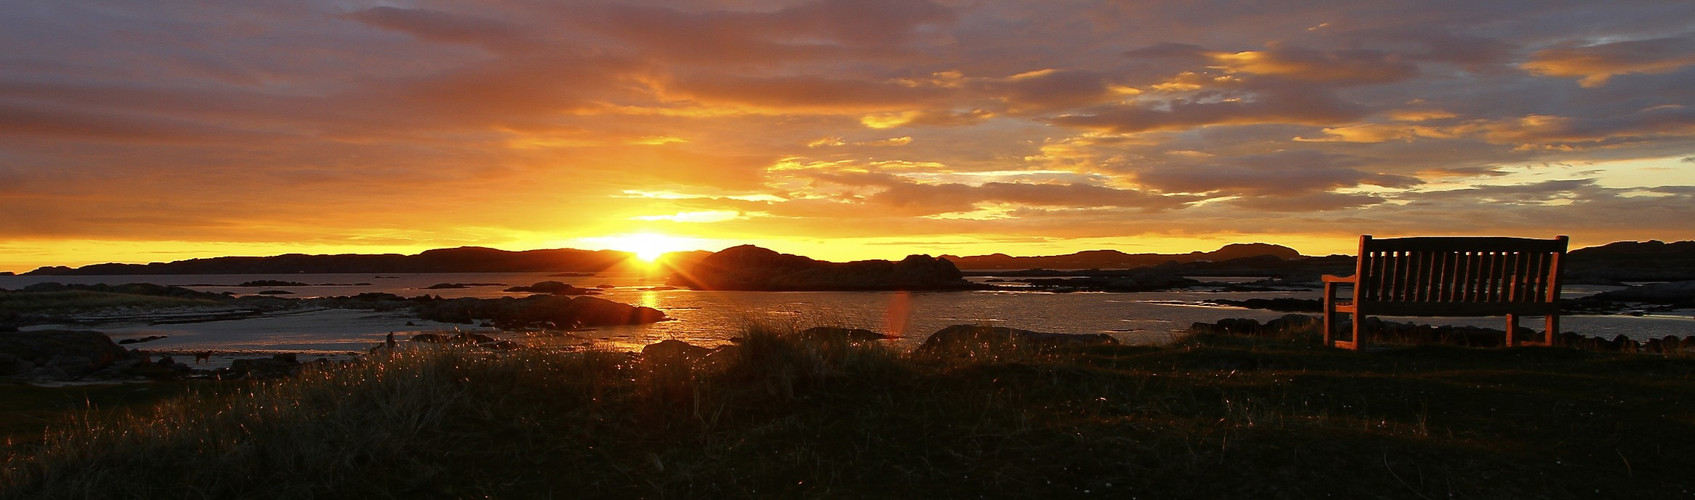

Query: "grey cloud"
left=865, top=181, right=1196, bottom=216
left=1227, top=192, right=1387, bottom=212
left=579, top=0, right=954, bottom=66
left=984, top=69, right=1117, bottom=113
left=1132, top=151, right=1420, bottom=196
left=1049, top=85, right=1367, bottom=134
left=344, top=7, right=534, bottom=53
left=671, top=74, right=949, bottom=111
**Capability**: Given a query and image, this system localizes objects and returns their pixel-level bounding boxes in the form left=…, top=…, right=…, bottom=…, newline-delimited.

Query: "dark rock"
left=426, top=282, right=505, bottom=289
left=915, top=324, right=1118, bottom=357
left=240, top=280, right=310, bottom=287
left=504, top=281, right=598, bottom=295
left=117, top=335, right=169, bottom=345
left=797, top=326, right=896, bottom=343
left=0, top=331, right=134, bottom=379
left=228, top=354, right=302, bottom=378
left=642, top=339, right=712, bottom=366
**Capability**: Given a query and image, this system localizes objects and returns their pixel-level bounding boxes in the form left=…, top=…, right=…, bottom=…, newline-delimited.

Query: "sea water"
left=3, top=272, right=1690, bottom=354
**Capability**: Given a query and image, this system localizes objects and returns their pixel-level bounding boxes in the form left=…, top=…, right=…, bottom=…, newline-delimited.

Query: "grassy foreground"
left=3, top=328, right=1694, bottom=499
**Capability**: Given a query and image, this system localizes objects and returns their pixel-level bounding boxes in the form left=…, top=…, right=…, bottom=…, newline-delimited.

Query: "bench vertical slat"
left=1429, top=251, right=1443, bottom=301
left=1417, top=251, right=1434, bottom=302
left=1502, top=251, right=1517, bottom=303
left=1525, top=252, right=1539, bottom=303
left=1371, top=251, right=1387, bottom=302
left=1383, top=250, right=1396, bottom=301
left=1529, top=251, right=1543, bottom=302
left=1430, top=251, right=1445, bottom=301
left=1487, top=251, right=1505, bottom=303
left=1359, top=252, right=1374, bottom=302
left=1506, top=251, right=1520, bottom=302
left=1380, top=251, right=1394, bottom=301
left=1534, top=251, right=1553, bottom=303
left=1372, top=251, right=1387, bottom=302
left=1460, top=251, right=1478, bottom=302
left=1444, top=251, right=1462, bottom=302
left=1410, top=252, right=1423, bottom=300
left=1444, top=250, right=1457, bottom=301
left=1408, top=251, right=1424, bottom=302
left=1477, top=251, right=1492, bottom=302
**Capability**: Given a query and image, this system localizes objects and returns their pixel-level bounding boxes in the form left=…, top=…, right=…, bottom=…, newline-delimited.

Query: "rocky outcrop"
left=670, top=245, right=980, bottom=291
left=0, top=330, right=136, bottom=380
left=914, top=325, right=1118, bottom=357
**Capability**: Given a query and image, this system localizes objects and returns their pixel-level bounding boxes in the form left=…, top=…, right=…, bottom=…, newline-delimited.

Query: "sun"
left=599, top=232, right=690, bottom=263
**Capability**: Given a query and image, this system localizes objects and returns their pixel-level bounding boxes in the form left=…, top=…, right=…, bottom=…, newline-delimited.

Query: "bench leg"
left=1322, top=283, right=1335, bottom=346
left=1349, top=313, right=1364, bottom=350
left=1505, top=314, right=1520, bottom=347
left=1544, top=314, right=1559, bottom=346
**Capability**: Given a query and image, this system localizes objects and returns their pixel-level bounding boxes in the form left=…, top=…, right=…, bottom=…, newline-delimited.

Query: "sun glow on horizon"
left=576, top=232, right=703, bottom=263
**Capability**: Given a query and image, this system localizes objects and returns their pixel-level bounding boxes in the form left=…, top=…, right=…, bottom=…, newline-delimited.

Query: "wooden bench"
left=1322, top=235, right=1568, bottom=350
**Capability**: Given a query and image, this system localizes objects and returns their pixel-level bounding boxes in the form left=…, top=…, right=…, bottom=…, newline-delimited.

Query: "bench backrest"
left=1352, top=235, right=1568, bottom=309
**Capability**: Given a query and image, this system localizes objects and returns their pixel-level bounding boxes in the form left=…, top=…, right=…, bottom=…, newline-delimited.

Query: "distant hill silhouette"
left=940, top=243, right=1302, bottom=270
left=1565, top=240, right=1695, bottom=283
left=17, top=240, right=1694, bottom=285
left=23, top=247, right=632, bottom=275
left=668, top=245, right=978, bottom=291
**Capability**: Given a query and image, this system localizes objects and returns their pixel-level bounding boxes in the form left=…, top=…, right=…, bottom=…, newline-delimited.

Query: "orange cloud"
left=1212, top=47, right=1419, bottom=84
left=1522, top=35, right=1695, bottom=87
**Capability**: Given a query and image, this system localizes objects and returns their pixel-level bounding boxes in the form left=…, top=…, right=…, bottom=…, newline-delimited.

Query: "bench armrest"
left=1321, top=274, right=1357, bottom=283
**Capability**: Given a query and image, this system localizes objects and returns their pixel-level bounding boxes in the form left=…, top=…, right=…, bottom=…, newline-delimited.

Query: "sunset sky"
left=3, top=0, right=1694, bottom=272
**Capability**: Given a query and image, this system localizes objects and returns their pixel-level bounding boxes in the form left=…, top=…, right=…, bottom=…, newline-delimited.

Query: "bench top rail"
left=1351, top=235, right=1567, bottom=307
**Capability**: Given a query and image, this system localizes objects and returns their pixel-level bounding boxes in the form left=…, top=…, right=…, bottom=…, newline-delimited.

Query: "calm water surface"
left=4, top=272, right=1690, bottom=354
